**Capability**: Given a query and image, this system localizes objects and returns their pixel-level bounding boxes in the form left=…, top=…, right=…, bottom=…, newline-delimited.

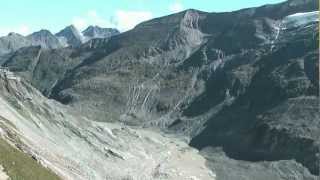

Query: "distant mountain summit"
left=82, top=25, right=120, bottom=40
left=55, top=25, right=120, bottom=47
left=0, top=32, right=31, bottom=54
left=0, top=25, right=120, bottom=55
left=55, top=25, right=83, bottom=47
left=27, top=29, right=62, bottom=49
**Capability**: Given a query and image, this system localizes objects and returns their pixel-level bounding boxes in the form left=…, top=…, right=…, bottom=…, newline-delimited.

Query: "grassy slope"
left=0, top=138, right=60, bottom=180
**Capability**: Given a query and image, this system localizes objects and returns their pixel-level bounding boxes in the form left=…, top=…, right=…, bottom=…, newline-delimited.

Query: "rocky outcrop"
left=82, top=25, right=120, bottom=41
left=0, top=33, right=31, bottom=55
left=27, top=30, right=63, bottom=49
left=55, top=25, right=83, bottom=47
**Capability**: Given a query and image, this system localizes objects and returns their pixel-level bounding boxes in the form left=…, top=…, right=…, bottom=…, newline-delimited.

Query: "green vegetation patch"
left=0, top=138, right=60, bottom=180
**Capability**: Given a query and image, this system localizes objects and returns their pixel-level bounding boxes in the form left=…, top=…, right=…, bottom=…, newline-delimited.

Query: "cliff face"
left=0, top=0, right=319, bottom=179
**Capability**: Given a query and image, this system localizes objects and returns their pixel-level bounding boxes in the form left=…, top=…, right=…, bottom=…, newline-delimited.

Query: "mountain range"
left=0, top=25, right=120, bottom=54
left=0, top=0, right=319, bottom=179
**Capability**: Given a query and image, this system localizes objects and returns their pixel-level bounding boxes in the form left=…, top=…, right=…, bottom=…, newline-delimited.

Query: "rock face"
left=0, top=0, right=319, bottom=179
left=0, top=33, right=31, bottom=55
left=82, top=25, right=120, bottom=40
left=27, top=30, right=63, bottom=49
left=55, top=25, right=83, bottom=47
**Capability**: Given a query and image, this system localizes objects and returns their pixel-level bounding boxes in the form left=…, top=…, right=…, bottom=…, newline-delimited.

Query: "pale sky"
left=0, top=0, right=286, bottom=36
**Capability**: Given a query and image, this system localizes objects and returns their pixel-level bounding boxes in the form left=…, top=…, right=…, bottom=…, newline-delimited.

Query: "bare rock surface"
left=0, top=71, right=215, bottom=180
left=0, top=0, right=319, bottom=179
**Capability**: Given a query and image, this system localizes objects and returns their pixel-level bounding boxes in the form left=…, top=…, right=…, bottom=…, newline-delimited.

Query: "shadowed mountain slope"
left=0, top=0, right=319, bottom=178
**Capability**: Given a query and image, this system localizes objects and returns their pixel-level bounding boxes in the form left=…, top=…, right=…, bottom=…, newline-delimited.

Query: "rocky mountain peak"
left=27, top=29, right=55, bottom=40
left=0, top=25, right=120, bottom=54
left=7, top=32, right=20, bottom=36
left=27, top=29, right=62, bottom=49
left=64, top=25, right=79, bottom=33
left=55, top=25, right=83, bottom=47
left=30, top=29, right=52, bottom=36
left=0, top=32, right=31, bottom=54
left=250, top=0, right=318, bottom=19
left=288, top=0, right=315, bottom=6
left=82, top=25, right=120, bottom=41
left=82, top=25, right=97, bottom=33
left=181, top=9, right=203, bottom=29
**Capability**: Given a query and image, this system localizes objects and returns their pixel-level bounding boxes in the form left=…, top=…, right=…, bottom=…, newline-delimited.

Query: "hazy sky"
left=0, top=0, right=286, bottom=36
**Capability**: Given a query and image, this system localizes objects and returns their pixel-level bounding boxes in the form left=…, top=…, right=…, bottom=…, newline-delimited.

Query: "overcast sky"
left=0, top=0, right=286, bottom=36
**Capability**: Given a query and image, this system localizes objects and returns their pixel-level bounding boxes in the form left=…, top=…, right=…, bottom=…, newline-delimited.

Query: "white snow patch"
left=0, top=165, right=9, bottom=180
left=283, top=11, right=319, bottom=28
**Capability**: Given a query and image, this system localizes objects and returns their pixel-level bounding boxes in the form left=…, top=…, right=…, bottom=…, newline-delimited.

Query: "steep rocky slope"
left=55, top=25, right=84, bottom=47
left=0, top=0, right=319, bottom=179
left=27, top=30, right=63, bottom=49
left=0, top=70, right=216, bottom=179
